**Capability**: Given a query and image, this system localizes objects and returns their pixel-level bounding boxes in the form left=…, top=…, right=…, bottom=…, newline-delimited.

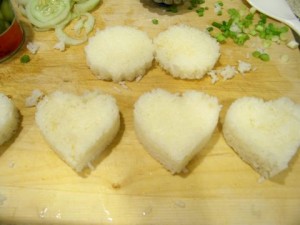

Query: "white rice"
left=85, top=26, right=155, bottom=82
left=26, top=42, right=39, bottom=54
left=154, top=24, right=220, bottom=80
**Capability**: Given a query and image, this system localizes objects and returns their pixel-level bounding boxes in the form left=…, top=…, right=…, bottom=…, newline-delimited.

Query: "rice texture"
left=35, top=90, right=120, bottom=172
left=154, top=24, right=220, bottom=79
left=134, top=88, right=221, bottom=173
left=0, top=93, right=20, bottom=145
left=223, top=97, right=300, bottom=178
left=85, top=26, right=155, bottom=82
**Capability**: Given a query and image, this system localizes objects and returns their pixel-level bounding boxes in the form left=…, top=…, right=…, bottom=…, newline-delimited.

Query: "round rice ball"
left=85, top=26, right=155, bottom=82
left=0, top=93, right=19, bottom=145
left=154, top=24, right=220, bottom=79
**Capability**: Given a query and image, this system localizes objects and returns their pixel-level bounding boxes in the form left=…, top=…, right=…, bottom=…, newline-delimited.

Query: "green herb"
left=152, top=18, right=159, bottom=25
left=207, top=26, right=213, bottom=32
left=216, top=33, right=226, bottom=43
left=188, top=0, right=207, bottom=17
left=259, top=53, right=270, bottom=61
left=210, top=7, right=289, bottom=47
left=214, top=1, right=223, bottom=16
left=217, top=1, right=223, bottom=6
left=252, top=51, right=270, bottom=61
left=20, top=54, right=30, bottom=63
left=234, top=33, right=250, bottom=45
left=252, top=50, right=261, bottom=58
left=227, top=8, right=239, bottom=19
left=188, top=0, right=205, bottom=10
left=196, top=7, right=207, bottom=17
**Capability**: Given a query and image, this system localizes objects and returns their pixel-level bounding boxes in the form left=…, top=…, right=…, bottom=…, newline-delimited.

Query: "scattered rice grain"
left=27, top=42, right=39, bottom=54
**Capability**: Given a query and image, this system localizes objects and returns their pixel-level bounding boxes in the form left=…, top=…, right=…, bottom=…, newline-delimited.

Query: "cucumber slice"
left=25, top=0, right=71, bottom=29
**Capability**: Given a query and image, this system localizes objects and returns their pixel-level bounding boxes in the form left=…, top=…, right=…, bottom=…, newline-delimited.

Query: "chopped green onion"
left=249, top=30, right=257, bottom=36
left=188, top=0, right=208, bottom=17
left=252, top=51, right=261, bottom=58
left=249, top=7, right=256, bottom=14
left=233, top=33, right=249, bottom=45
left=152, top=18, right=159, bottom=25
left=207, top=26, right=213, bottom=32
left=212, top=21, right=222, bottom=29
left=280, top=32, right=288, bottom=41
left=217, top=1, right=223, bottom=6
left=259, top=53, right=270, bottom=61
left=227, top=8, right=240, bottom=19
left=259, top=13, right=267, bottom=25
left=216, top=33, right=226, bottom=43
left=209, top=7, right=289, bottom=48
left=255, top=25, right=264, bottom=32
left=188, top=0, right=205, bottom=10
left=263, top=40, right=272, bottom=48
left=251, top=51, right=270, bottom=61
left=20, top=54, right=30, bottom=63
left=196, top=7, right=206, bottom=16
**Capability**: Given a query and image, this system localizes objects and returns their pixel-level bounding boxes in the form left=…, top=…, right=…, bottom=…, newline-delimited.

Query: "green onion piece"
left=217, top=1, right=223, bottom=6
left=280, top=26, right=289, bottom=33
left=255, top=25, right=264, bottom=32
left=249, top=30, right=257, bottom=36
left=216, top=33, right=226, bottom=43
left=189, top=0, right=205, bottom=10
left=259, top=53, right=270, bottom=61
left=20, top=55, right=30, bottom=63
left=207, top=26, right=213, bottom=32
left=263, top=40, right=272, bottom=48
left=152, top=19, right=159, bottom=25
left=259, top=13, right=267, bottom=24
left=227, top=8, right=240, bottom=19
left=196, top=7, right=205, bottom=16
left=252, top=51, right=261, bottom=58
left=212, top=21, right=222, bottom=29
left=234, top=33, right=249, bottom=45
left=279, top=32, right=288, bottom=41
left=210, top=6, right=289, bottom=47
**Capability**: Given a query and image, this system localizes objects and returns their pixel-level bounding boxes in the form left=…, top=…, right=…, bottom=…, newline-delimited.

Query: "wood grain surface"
left=0, top=0, right=300, bottom=224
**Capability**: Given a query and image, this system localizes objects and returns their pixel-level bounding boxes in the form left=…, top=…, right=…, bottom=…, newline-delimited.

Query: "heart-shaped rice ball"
left=223, top=97, right=300, bottom=178
left=35, top=91, right=120, bottom=172
left=134, top=88, right=221, bottom=173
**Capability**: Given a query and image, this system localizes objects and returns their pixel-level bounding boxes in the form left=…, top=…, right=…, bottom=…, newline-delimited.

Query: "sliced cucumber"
left=25, top=0, right=71, bottom=29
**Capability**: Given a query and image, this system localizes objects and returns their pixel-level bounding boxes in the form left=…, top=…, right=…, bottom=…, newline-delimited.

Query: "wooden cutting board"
left=1, top=0, right=300, bottom=224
